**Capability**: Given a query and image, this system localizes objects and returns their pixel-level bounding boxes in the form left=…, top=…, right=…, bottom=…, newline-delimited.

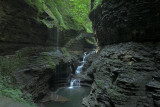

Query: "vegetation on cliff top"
left=25, top=0, right=92, bottom=32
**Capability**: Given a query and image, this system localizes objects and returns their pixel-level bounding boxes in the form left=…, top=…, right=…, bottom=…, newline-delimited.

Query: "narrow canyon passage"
left=0, top=0, right=160, bottom=107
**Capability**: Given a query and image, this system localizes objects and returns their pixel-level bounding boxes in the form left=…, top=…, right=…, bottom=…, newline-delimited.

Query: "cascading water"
left=76, top=52, right=87, bottom=74
left=45, top=51, right=95, bottom=106
left=76, top=51, right=95, bottom=74
left=56, top=28, right=60, bottom=51
left=69, top=51, right=95, bottom=88
left=69, top=79, right=80, bottom=89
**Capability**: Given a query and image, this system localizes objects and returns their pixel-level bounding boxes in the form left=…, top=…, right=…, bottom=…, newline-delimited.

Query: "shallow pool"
left=45, top=87, right=90, bottom=107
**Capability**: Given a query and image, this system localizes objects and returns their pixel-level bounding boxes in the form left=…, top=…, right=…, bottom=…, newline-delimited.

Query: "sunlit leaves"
left=68, top=0, right=92, bottom=32
left=25, top=0, right=92, bottom=32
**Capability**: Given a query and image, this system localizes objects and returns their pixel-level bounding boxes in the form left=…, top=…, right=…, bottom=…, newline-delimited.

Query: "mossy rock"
left=95, top=80, right=104, bottom=89
left=36, top=52, right=56, bottom=69
left=106, top=86, right=127, bottom=102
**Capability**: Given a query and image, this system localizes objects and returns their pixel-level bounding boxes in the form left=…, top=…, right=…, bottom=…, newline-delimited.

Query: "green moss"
left=61, top=47, right=71, bottom=58
left=0, top=53, right=28, bottom=85
left=85, top=37, right=96, bottom=45
left=65, top=33, right=84, bottom=48
left=42, top=19, right=54, bottom=28
left=95, top=80, right=104, bottom=89
left=105, top=59, right=122, bottom=64
left=36, top=53, right=56, bottom=69
left=25, top=0, right=44, bottom=13
left=106, top=86, right=127, bottom=101
left=0, top=87, right=36, bottom=107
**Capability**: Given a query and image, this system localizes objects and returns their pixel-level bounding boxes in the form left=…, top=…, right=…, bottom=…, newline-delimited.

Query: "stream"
left=44, top=51, right=95, bottom=107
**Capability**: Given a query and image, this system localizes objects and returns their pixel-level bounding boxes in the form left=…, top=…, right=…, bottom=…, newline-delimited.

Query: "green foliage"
left=0, top=86, right=35, bottom=107
left=68, top=0, right=92, bottom=32
left=25, top=0, right=92, bottom=32
left=0, top=53, right=28, bottom=86
left=93, top=0, right=102, bottom=9
left=0, top=51, right=36, bottom=106
left=0, top=71, right=35, bottom=107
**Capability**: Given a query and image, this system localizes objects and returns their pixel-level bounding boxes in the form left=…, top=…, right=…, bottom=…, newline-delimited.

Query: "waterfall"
left=56, top=28, right=59, bottom=51
left=69, top=79, right=80, bottom=89
left=69, top=51, right=96, bottom=88
left=76, top=51, right=95, bottom=74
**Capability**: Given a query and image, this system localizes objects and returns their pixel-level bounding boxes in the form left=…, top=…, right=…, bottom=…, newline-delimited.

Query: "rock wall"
left=65, top=33, right=97, bottom=55
left=14, top=51, right=74, bottom=102
left=0, top=0, right=84, bottom=56
left=0, top=0, right=53, bottom=55
left=90, top=0, right=160, bottom=47
left=84, top=0, right=160, bottom=107
left=83, top=42, right=160, bottom=107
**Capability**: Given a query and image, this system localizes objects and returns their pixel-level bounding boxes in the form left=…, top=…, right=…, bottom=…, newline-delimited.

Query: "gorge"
left=0, top=0, right=160, bottom=107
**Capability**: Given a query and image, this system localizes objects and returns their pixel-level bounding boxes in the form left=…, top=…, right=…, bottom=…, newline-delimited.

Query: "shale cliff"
left=89, top=0, right=160, bottom=47
left=83, top=0, right=160, bottom=107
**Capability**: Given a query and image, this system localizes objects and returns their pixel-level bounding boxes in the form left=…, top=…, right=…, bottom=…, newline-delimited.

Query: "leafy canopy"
left=25, top=0, right=92, bottom=32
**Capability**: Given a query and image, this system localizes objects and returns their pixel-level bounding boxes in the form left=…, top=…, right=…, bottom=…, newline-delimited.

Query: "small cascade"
left=76, top=51, right=95, bottom=74
left=69, top=51, right=96, bottom=88
left=69, top=79, right=80, bottom=89
left=82, top=52, right=87, bottom=62
left=56, top=28, right=60, bottom=51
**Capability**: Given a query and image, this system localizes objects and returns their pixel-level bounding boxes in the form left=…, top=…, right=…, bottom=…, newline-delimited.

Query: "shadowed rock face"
left=0, top=0, right=83, bottom=56
left=83, top=1, right=160, bottom=107
left=14, top=51, right=74, bottom=102
left=89, top=0, right=160, bottom=47
left=0, top=0, right=51, bottom=55
left=0, top=0, right=48, bottom=43
left=83, top=42, right=160, bottom=107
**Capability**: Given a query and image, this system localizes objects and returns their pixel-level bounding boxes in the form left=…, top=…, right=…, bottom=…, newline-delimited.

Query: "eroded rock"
left=83, top=42, right=160, bottom=107
left=89, top=0, right=160, bottom=47
left=14, top=51, right=73, bottom=102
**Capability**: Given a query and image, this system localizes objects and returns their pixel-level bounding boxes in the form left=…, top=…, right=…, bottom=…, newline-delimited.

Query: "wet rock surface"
left=14, top=51, right=74, bottom=102
left=41, top=92, right=69, bottom=103
left=65, top=33, right=97, bottom=55
left=90, top=0, right=160, bottom=46
left=0, top=95, right=28, bottom=107
left=0, top=0, right=50, bottom=55
left=82, top=42, right=160, bottom=107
